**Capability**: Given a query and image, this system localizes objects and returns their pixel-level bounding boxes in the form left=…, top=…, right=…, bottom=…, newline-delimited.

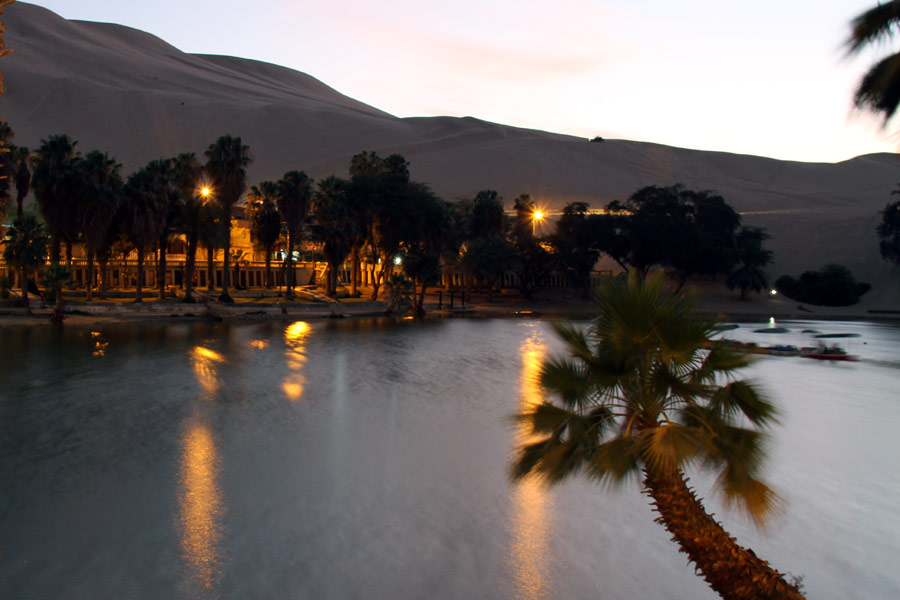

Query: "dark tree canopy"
left=776, top=263, right=871, bottom=306
left=877, top=197, right=900, bottom=265
left=600, top=185, right=741, bottom=282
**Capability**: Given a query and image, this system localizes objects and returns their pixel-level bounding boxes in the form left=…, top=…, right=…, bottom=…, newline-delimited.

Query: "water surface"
left=1, top=317, right=898, bottom=599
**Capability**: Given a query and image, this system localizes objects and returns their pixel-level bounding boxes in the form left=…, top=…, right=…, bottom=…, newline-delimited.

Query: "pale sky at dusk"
left=18, top=0, right=900, bottom=163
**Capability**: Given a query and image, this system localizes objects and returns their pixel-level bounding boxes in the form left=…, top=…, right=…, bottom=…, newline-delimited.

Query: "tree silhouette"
left=205, top=135, right=251, bottom=303
left=277, top=170, right=312, bottom=299
left=246, top=181, right=283, bottom=289
left=2, top=215, right=48, bottom=310
left=877, top=195, right=900, bottom=266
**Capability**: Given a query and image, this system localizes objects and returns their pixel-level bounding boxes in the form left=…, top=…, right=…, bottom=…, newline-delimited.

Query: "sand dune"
left=2, top=2, right=898, bottom=305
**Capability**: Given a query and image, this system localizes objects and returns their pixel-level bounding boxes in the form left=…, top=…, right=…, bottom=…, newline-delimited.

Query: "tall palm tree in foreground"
left=511, top=274, right=805, bottom=600
left=847, top=1, right=900, bottom=122
left=205, top=135, right=251, bottom=303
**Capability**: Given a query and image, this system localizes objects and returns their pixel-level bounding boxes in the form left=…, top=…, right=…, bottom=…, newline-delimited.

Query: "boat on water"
left=800, top=344, right=859, bottom=361
left=800, top=334, right=861, bottom=361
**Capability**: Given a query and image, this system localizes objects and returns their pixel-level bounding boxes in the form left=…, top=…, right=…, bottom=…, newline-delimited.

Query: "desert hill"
left=2, top=2, right=898, bottom=306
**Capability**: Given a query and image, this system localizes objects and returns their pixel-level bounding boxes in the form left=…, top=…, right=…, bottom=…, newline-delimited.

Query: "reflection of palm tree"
left=2, top=215, right=48, bottom=309
left=205, top=135, right=251, bottom=303
left=847, top=2, right=900, bottom=122
left=512, top=274, right=804, bottom=600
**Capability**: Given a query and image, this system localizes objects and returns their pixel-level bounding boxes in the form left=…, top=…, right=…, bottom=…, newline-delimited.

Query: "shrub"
left=775, top=263, right=870, bottom=306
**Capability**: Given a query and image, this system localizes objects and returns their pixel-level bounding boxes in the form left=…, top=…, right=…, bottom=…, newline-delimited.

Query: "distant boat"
left=800, top=336, right=860, bottom=362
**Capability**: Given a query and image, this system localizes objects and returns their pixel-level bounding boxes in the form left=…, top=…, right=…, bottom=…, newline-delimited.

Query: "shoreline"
left=1, top=282, right=898, bottom=327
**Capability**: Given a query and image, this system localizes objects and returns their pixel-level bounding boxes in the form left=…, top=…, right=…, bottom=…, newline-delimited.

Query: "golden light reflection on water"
left=192, top=346, right=224, bottom=397
left=509, top=330, right=555, bottom=600
left=283, top=321, right=310, bottom=401
left=249, top=340, right=268, bottom=350
left=178, top=423, right=224, bottom=598
left=90, top=331, right=108, bottom=357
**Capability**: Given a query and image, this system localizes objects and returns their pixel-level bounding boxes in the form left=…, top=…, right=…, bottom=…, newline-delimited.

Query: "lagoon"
left=1, top=317, right=898, bottom=599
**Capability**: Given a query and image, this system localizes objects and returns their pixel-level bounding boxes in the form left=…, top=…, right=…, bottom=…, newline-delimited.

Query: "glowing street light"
left=532, top=210, right=544, bottom=236
left=199, top=186, right=212, bottom=199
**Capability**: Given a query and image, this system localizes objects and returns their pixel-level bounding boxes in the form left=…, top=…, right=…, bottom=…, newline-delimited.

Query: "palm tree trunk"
left=158, top=236, right=167, bottom=301
left=206, top=245, right=215, bottom=291
left=286, top=233, right=295, bottom=299
left=264, top=246, right=272, bottom=289
left=20, top=266, right=29, bottom=311
left=86, top=251, right=95, bottom=302
left=416, top=281, right=427, bottom=316
left=50, top=236, right=61, bottom=266
left=99, top=257, right=108, bottom=299
left=350, top=247, right=360, bottom=297
left=135, top=247, right=145, bottom=303
left=221, top=234, right=232, bottom=302
left=643, top=469, right=805, bottom=600
left=185, top=234, right=198, bottom=302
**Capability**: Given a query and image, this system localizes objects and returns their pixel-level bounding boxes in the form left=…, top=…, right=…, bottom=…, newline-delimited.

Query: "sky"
left=19, top=0, right=900, bottom=163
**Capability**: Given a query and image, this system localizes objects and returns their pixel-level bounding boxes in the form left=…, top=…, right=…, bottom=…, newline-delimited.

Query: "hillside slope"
left=2, top=2, right=898, bottom=305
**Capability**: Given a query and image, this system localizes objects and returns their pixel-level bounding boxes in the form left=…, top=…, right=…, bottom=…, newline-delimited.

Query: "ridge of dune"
left=2, top=1, right=899, bottom=306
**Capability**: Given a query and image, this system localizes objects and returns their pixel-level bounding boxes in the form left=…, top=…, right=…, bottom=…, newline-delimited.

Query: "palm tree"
left=847, top=2, right=900, bottom=122
left=145, top=158, right=181, bottom=301
left=123, top=164, right=167, bottom=303
left=204, top=135, right=251, bottom=303
left=512, top=274, right=805, bottom=600
left=277, top=170, right=312, bottom=299
left=78, top=150, right=122, bottom=302
left=2, top=215, right=49, bottom=310
left=13, top=145, right=30, bottom=219
left=172, top=153, right=204, bottom=302
left=246, top=181, right=283, bottom=289
left=42, top=263, right=70, bottom=323
left=31, top=134, right=80, bottom=265
left=198, top=200, right=226, bottom=293
left=727, top=227, right=773, bottom=300
left=311, top=175, right=353, bottom=298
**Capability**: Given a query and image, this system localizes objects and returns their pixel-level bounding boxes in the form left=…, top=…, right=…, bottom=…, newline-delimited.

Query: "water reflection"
left=509, top=327, right=555, bottom=600
left=283, top=321, right=310, bottom=401
left=178, top=422, right=224, bottom=599
left=191, top=346, right=225, bottom=398
left=90, top=331, right=108, bottom=357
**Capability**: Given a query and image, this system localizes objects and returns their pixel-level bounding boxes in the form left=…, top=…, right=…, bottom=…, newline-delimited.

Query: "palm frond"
left=539, top=357, right=594, bottom=409
left=583, top=436, right=643, bottom=487
left=690, top=342, right=752, bottom=384
left=846, top=1, right=900, bottom=55
left=638, top=423, right=703, bottom=475
left=715, top=469, right=781, bottom=527
left=854, top=50, right=900, bottom=121
left=709, top=380, right=779, bottom=427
